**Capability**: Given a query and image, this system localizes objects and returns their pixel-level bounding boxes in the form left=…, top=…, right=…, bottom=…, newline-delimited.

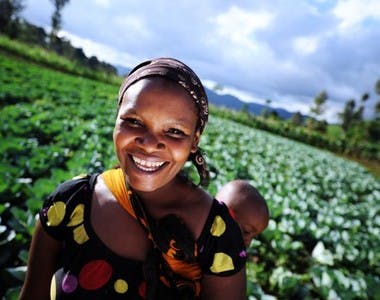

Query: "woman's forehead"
left=123, top=78, right=198, bottom=111
left=118, top=57, right=208, bottom=132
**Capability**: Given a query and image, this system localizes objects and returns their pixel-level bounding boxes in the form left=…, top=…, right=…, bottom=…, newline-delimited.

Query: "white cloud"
left=113, top=15, right=151, bottom=39
left=212, top=6, right=274, bottom=52
left=293, top=36, right=320, bottom=55
left=61, top=31, right=139, bottom=67
left=333, top=0, right=380, bottom=29
left=94, top=0, right=111, bottom=8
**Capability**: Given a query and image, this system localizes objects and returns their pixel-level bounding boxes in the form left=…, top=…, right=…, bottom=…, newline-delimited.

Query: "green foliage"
left=204, top=118, right=380, bottom=299
left=1, top=50, right=380, bottom=299
left=0, top=34, right=120, bottom=84
left=211, top=106, right=380, bottom=162
left=0, top=0, right=24, bottom=36
left=368, top=119, right=380, bottom=142
left=49, top=0, right=70, bottom=37
left=310, top=90, right=327, bottom=117
left=306, top=118, right=327, bottom=133
left=338, top=93, right=369, bottom=138
left=291, top=111, right=303, bottom=126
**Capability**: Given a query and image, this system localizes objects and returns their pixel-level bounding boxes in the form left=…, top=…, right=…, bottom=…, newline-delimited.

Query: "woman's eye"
left=122, top=118, right=142, bottom=127
left=166, top=128, right=186, bottom=137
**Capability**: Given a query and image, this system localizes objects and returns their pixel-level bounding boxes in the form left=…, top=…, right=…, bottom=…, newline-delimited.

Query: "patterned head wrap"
left=117, top=57, right=210, bottom=186
left=118, top=57, right=209, bottom=133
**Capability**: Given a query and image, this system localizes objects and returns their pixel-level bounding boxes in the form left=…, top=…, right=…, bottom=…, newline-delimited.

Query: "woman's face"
left=114, top=78, right=200, bottom=192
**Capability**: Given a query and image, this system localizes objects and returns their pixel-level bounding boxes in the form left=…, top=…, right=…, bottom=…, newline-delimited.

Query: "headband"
left=118, top=57, right=209, bottom=133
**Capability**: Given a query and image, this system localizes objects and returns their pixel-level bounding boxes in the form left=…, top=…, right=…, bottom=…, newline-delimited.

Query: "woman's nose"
left=135, top=131, right=165, bottom=150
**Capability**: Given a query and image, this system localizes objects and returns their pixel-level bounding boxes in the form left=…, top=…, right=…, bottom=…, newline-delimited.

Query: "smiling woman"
left=20, top=57, right=247, bottom=300
left=114, top=78, right=201, bottom=192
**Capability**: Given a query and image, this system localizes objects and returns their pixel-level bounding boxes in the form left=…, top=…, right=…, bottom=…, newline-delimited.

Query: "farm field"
left=1, top=53, right=379, bottom=299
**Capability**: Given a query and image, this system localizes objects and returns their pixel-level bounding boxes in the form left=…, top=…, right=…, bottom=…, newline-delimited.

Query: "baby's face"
left=216, top=181, right=269, bottom=247
left=233, top=206, right=268, bottom=247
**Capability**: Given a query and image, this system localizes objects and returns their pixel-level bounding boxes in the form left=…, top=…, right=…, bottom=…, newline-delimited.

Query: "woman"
left=20, top=58, right=247, bottom=299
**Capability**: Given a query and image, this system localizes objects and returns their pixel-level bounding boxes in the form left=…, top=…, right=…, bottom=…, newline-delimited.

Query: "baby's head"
left=216, top=180, right=269, bottom=247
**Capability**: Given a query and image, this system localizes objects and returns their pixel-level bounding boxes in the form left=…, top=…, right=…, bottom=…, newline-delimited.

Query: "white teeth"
left=132, top=156, right=165, bottom=171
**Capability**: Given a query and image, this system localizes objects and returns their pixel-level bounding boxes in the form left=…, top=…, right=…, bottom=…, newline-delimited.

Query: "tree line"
left=260, top=85, right=380, bottom=144
left=0, top=0, right=117, bottom=75
left=305, top=86, right=379, bottom=143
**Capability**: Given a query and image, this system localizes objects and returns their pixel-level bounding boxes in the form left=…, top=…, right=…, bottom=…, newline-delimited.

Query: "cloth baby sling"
left=101, top=168, right=202, bottom=300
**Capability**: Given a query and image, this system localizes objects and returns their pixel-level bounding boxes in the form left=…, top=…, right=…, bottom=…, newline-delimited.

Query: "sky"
left=21, top=0, right=380, bottom=122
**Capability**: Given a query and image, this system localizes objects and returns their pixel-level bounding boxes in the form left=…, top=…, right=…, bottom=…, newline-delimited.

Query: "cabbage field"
left=1, top=52, right=379, bottom=299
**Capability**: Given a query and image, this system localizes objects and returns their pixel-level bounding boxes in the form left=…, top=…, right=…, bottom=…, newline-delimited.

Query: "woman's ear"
left=191, top=130, right=201, bottom=153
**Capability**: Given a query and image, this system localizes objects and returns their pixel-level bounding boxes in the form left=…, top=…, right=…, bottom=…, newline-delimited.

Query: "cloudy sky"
left=21, top=0, right=380, bottom=122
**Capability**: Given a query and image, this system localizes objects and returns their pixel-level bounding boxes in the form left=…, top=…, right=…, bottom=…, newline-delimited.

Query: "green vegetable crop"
left=1, top=52, right=379, bottom=299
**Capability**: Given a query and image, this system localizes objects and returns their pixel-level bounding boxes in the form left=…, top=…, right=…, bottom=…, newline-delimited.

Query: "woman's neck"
left=134, top=177, right=198, bottom=218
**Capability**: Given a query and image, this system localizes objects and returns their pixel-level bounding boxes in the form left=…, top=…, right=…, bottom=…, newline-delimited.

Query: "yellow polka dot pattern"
left=64, top=204, right=89, bottom=244
left=210, top=215, right=226, bottom=237
left=67, top=204, right=85, bottom=227
left=72, top=224, right=89, bottom=244
left=47, top=201, right=66, bottom=226
left=210, top=252, right=235, bottom=273
left=46, top=200, right=89, bottom=245
left=72, top=174, right=87, bottom=180
left=50, top=274, right=57, bottom=300
left=114, top=279, right=129, bottom=293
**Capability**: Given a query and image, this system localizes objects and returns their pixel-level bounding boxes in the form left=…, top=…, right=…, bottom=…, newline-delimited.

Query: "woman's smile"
left=130, top=155, right=167, bottom=172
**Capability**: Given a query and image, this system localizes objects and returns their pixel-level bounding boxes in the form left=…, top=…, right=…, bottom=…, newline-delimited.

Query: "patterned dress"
left=40, top=173, right=246, bottom=299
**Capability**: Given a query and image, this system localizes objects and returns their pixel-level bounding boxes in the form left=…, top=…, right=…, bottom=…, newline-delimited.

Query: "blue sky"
left=21, top=0, right=380, bottom=122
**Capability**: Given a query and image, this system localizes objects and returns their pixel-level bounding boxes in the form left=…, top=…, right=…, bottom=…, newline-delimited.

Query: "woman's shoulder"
left=48, top=173, right=98, bottom=200
left=197, top=198, right=247, bottom=276
left=38, top=174, right=98, bottom=241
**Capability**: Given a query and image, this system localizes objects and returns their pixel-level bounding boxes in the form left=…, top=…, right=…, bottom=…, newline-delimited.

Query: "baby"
left=216, top=180, right=269, bottom=247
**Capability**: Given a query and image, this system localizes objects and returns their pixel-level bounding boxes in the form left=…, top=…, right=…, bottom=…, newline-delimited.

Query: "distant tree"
left=361, top=93, right=369, bottom=101
left=291, top=111, right=303, bottom=126
left=17, top=21, right=48, bottom=46
left=88, top=55, right=100, bottom=69
left=0, top=0, right=24, bottom=36
left=310, top=90, right=328, bottom=118
left=306, top=117, right=326, bottom=133
left=352, top=93, right=369, bottom=122
left=314, top=119, right=328, bottom=133
left=338, top=92, right=370, bottom=133
left=262, top=99, right=272, bottom=118
left=72, top=47, right=87, bottom=63
left=307, top=90, right=328, bottom=132
left=375, top=101, right=380, bottom=119
left=268, top=110, right=280, bottom=120
left=367, top=81, right=380, bottom=141
left=241, top=103, right=249, bottom=115
left=375, top=79, right=380, bottom=95
left=338, top=99, right=356, bottom=132
left=375, top=79, right=380, bottom=119
left=49, top=0, right=70, bottom=38
left=367, top=120, right=380, bottom=141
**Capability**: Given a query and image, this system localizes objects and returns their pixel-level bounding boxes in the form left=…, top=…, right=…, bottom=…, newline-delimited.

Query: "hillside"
left=205, top=88, right=297, bottom=119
